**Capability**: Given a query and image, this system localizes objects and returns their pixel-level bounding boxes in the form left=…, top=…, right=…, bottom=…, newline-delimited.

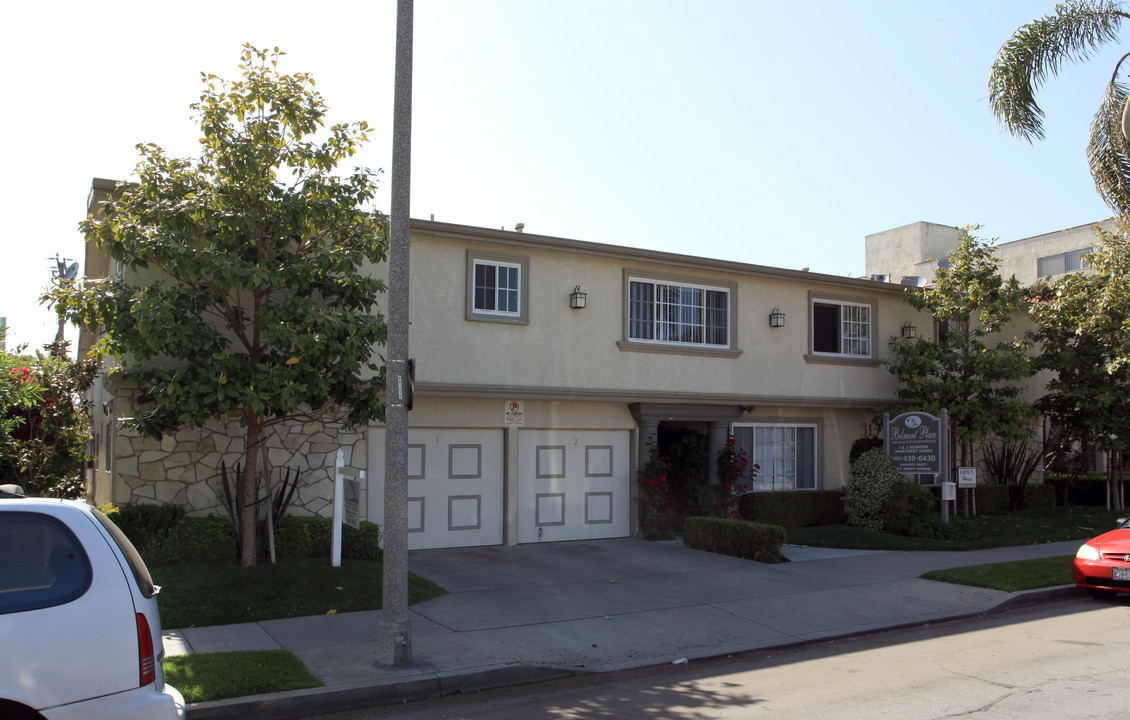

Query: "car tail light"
left=137, top=613, right=156, bottom=686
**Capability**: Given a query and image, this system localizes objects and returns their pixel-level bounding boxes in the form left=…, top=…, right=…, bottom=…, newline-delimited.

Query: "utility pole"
left=377, top=0, right=413, bottom=667
left=49, top=256, right=79, bottom=354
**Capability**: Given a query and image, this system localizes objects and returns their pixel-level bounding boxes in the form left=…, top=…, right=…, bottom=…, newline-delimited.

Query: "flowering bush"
left=843, top=449, right=902, bottom=531
left=0, top=347, right=96, bottom=497
left=715, top=435, right=758, bottom=518
left=636, top=442, right=673, bottom=537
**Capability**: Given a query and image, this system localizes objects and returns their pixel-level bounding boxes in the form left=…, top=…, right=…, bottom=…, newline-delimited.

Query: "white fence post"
left=332, top=449, right=345, bottom=567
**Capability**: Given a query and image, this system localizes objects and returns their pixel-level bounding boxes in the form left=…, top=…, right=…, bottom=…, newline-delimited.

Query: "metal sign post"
left=885, top=409, right=949, bottom=523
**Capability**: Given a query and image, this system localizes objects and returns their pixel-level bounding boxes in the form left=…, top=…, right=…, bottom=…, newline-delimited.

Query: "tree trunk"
left=240, top=413, right=264, bottom=567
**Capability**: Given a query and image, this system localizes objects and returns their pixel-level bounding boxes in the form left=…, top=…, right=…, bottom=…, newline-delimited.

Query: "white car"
left=0, top=485, right=185, bottom=719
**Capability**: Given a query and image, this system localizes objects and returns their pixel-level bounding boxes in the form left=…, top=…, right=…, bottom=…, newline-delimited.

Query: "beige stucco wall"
left=865, top=218, right=1115, bottom=288
left=865, top=222, right=961, bottom=283
left=995, top=219, right=1113, bottom=286
left=400, top=226, right=918, bottom=410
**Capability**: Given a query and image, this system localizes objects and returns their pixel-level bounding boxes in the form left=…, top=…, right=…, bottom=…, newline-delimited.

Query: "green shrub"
left=882, top=481, right=936, bottom=534
left=736, top=490, right=845, bottom=527
left=849, top=435, right=885, bottom=464
left=1044, top=473, right=1109, bottom=506
left=102, top=503, right=184, bottom=539
left=843, top=450, right=901, bottom=531
left=101, top=504, right=380, bottom=565
left=971, top=484, right=1058, bottom=515
left=274, top=516, right=382, bottom=561
left=157, top=517, right=237, bottom=565
left=683, top=516, right=787, bottom=563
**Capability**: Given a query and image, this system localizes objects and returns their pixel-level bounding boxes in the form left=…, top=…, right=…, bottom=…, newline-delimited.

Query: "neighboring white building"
left=864, top=219, right=1116, bottom=288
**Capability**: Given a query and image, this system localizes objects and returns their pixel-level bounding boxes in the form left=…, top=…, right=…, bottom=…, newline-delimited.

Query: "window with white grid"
left=732, top=424, right=817, bottom=491
left=813, top=299, right=871, bottom=357
left=466, top=251, right=528, bottom=325
left=473, top=259, right=521, bottom=316
left=628, top=278, right=729, bottom=348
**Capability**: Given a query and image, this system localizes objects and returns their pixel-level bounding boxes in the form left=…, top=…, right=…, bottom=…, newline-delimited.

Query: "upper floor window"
left=628, top=277, right=730, bottom=348
left=812, top=299, right=871, bottom=357
left=466, top=251, right=528, bottom=325
left=474, top=260, right=520, bottom=315
left=1037, top=248, right=1090, bottom=278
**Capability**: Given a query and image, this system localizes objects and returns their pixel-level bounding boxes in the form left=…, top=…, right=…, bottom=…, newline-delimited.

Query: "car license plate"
left=1113, top=567, right=1130, bottom=582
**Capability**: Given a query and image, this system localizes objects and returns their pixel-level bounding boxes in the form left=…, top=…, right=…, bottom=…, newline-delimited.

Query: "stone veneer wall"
left=112, top=416, right=368, bottom=520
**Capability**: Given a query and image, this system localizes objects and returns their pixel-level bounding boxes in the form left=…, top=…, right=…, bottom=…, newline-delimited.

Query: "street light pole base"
left=377, top=619, right=413, bottom=666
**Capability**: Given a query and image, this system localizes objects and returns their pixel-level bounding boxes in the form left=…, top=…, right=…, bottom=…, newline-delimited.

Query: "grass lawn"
left=922, top=555, right=1075, bottom=592
left=784, top=505, right=1122, bottom=552
left=165, top=650, right=321, bottom=703
left=153, top=557, right=446, bottom=703
left=151, top=557, right=446, bottom=629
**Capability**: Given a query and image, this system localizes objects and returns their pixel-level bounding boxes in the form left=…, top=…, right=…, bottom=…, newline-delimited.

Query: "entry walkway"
left=167, top=538, right=1084, bottom=719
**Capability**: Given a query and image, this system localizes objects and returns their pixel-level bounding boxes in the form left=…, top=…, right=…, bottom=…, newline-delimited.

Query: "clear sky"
left=1, top=0, right=1121, bottom=353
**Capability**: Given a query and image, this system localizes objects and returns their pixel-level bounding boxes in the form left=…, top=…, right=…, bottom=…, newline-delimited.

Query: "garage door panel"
left=370, top=429, right=503, bottom=549
left=518, top=430, right=630, bottom=544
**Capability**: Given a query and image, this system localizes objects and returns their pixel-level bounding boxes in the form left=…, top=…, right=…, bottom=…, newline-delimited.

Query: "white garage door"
left=368, top=428, right=504, bottom=550
left=517, top=430, right=631, bottom=544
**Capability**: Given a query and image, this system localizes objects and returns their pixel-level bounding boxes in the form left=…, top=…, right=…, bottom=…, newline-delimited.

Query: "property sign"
left=885, top=411, right=943, bottom=474
left=957, top=467, right=977, bottom=488
left=343, top=476, right=361, bottom=530
left=505, top=400, right=524, bottom=426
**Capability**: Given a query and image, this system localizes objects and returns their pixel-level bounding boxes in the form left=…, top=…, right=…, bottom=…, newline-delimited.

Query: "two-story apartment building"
left=363, top=219, right=921, bottom=548
left=78, top=179, right=929, bottom=550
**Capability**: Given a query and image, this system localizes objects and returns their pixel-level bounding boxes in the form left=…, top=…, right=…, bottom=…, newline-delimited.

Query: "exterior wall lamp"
left=901, top=321, right=917, bottom=340
left=570, top=286, right=587, bottom=309
left=768, top=307, right=785, bottom=328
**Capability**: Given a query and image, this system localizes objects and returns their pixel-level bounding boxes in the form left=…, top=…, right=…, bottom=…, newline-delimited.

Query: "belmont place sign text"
left=884, top=410, right=945, bottom=475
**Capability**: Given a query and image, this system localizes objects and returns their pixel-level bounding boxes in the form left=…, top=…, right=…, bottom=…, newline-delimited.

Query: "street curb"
left=997, top=584, right=1080, bottom=607
left=185, top=586, right=1083, bottom=719
left=186, top=666, right=580, bottom=720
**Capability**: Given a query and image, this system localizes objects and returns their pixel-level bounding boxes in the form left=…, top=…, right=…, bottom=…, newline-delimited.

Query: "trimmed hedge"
left=101, top=504, right=381, bottom=566
left=736, top=490, right=846, bottom=527
left=683, top=516, right=787, bottom=563
left=924, top=483, right=1057, bottom=515
left=1044, top=474, right=1112, bottom=507
left=275, top=516, right=382, bottom=561
left=976, top=484, right=1056, bottom=514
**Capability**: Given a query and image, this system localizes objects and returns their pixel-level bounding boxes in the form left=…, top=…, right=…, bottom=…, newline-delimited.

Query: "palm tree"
left=989, top=0, right=1130, bottom=215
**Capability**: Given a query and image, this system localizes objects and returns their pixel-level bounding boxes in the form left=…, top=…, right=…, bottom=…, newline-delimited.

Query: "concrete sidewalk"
left=167, top=538, right=1084, bottom=719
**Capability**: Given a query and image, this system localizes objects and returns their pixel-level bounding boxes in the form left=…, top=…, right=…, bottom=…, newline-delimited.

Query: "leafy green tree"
left=46, top=45, right=389, bottom=566
left=988, top=0, right=1130, bottom=214
left=887, top=227, right=1036, bottom=472
left=1030, top=227, right=1130, bottom=509
left=0, top=345, right=96, bottom=497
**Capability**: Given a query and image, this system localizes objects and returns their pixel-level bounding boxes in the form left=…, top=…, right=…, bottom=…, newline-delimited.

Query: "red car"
left=1073, top=517, right=1130, bottom=598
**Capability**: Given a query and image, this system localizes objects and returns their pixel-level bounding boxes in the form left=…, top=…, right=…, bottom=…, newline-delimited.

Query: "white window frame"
left=732, top=423, right=818, bottom=492
left=626, top=276, right=731, bottom=349
left=811, top=298, right=872, bottom=358
left=465, top=251, right=529, bottom=325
